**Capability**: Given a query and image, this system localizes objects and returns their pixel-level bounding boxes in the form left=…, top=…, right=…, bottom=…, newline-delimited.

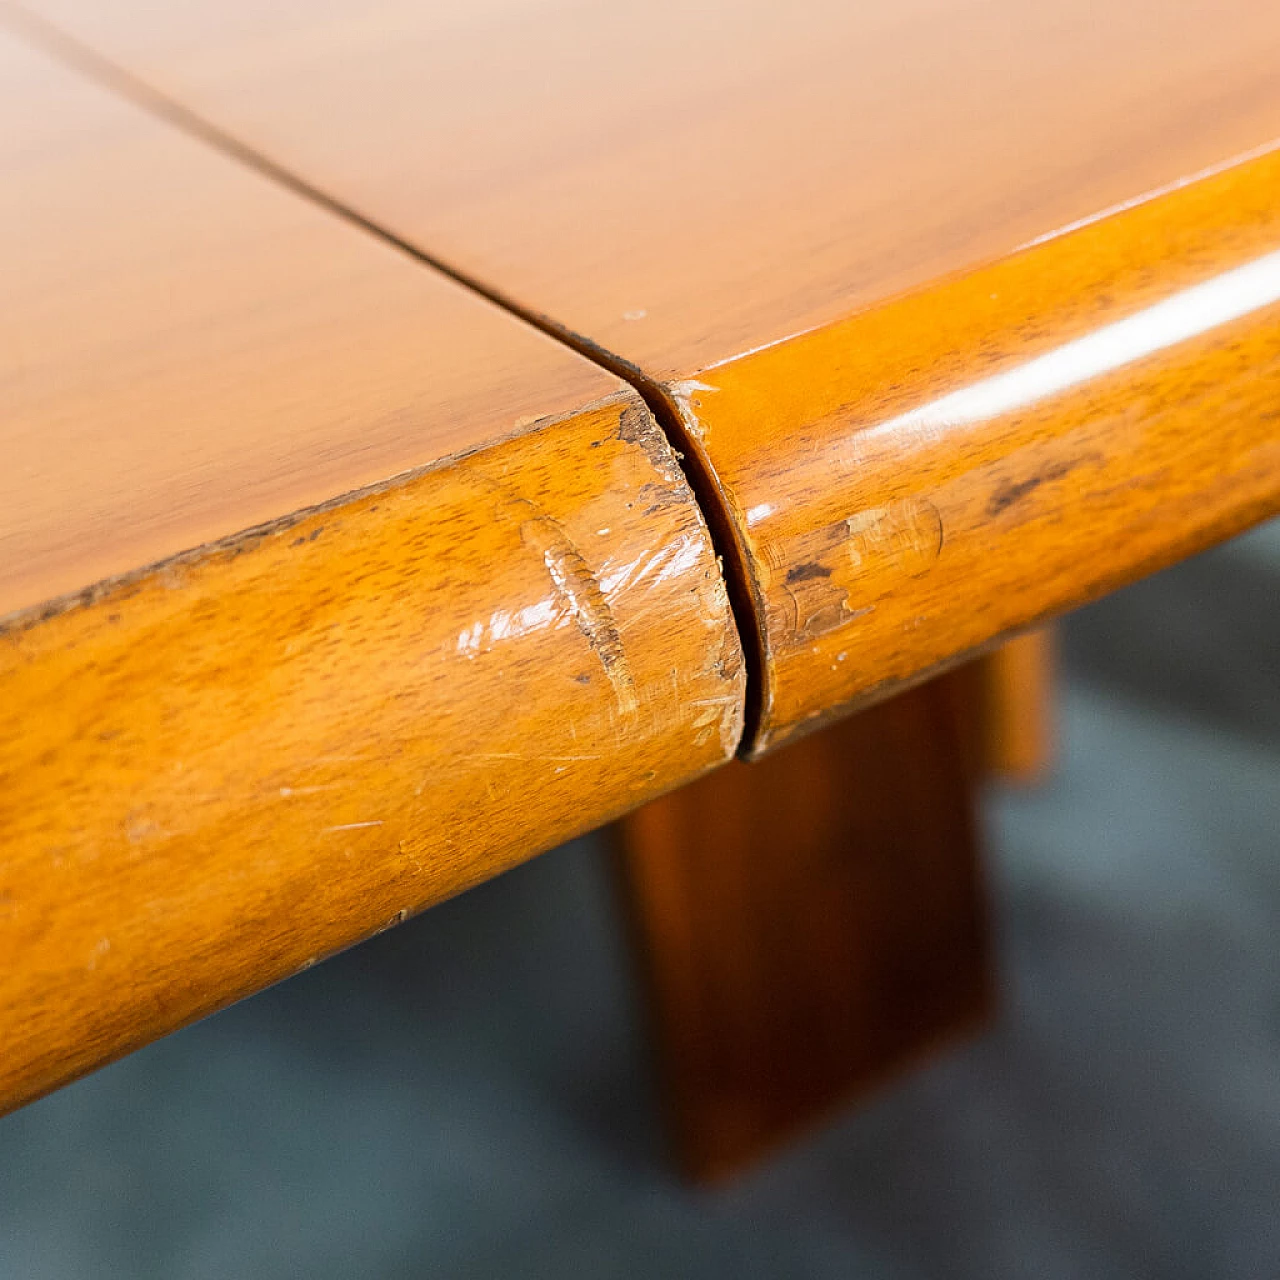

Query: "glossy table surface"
left=22, top=0, right=1280, bottom=375
left=0, top=24, right=743, bottom=1113
left=0, top=22, right=618, bottom=618
left=2, top=0, right=1279, bottom=1109
left=16, top=0, right=1280, bottom=747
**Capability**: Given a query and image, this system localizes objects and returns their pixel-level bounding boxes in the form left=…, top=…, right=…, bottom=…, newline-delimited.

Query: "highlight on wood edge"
left=672, top=143, right=1280, bottom=755
left=0, top=392, right=746, bottom=1114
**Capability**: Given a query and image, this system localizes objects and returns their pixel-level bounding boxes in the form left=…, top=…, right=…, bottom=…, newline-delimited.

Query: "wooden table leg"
left=614, top=668, right=995, bottom=1181
left=982, top=628, right=1056, bottom=784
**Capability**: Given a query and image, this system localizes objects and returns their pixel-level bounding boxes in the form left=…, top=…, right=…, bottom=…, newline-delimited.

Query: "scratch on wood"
left=520, top=519, right=639, bottom=717
left=460, top=752, right=602, bottom=762
left=845, top=500, right=944, bottom=569
left=688, top=691, right=744, bottom=754
left=768, top=497, right=942, bottom=649
left=451, top=447, right=641, bottom=717
left=86, top=938, right=111, bottom=971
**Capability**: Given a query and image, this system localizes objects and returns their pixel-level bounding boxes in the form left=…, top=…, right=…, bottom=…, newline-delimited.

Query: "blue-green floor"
left=3, top=523, right=1277, bottom=1279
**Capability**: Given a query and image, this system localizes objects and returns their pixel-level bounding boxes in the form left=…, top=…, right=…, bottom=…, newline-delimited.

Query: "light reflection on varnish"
left=871, top=247, right=1280, bottom=439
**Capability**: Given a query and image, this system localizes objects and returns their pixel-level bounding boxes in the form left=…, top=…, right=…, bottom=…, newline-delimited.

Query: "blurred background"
left=2, top=519, right=1277, bottom=1279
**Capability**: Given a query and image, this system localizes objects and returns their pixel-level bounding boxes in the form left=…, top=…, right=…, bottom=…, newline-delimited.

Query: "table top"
left=24, top=0, right=1280, bottom=376
left=2, top=0, right=1279, bottom=1110
left=0, top=22, right=619, bottom=619
left=19, top=0, right=1280, bottom=749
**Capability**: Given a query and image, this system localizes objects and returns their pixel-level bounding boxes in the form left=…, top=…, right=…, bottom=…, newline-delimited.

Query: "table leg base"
left=615, top=669, right=995, bottom=1181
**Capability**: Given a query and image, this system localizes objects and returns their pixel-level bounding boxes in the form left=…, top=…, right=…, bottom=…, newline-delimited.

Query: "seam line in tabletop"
left=0, top=0, right=768, bottom=750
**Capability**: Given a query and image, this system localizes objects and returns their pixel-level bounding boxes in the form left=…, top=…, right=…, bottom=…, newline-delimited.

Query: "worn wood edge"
left=12, top=1, right=1278, bottom=756
left=0, top=390, right=746, bottom=1113
left=675, top=145, right=1280, bottom=755
left=0, top=4, right=775, bottom=751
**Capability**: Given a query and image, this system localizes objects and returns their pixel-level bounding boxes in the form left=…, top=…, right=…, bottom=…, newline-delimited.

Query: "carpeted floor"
left=2, top=521, right=1277, bottom=1279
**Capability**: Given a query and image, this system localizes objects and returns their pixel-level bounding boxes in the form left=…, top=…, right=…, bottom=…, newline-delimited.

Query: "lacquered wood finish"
left=0, top=34, right=745, bottom=1114
left=0, top=393, right=745, bottom=1116
left=618, top=672, right=991, bottom=1181
left=5, top=0, right=1275, bottom=1120
left=24, top=0, right=1280, bottom=750
left=700, top=151, right=1280, bottom=747
left=23, top=0, right=1280, bottom=376
left=0, top=24, right=612, bottom=617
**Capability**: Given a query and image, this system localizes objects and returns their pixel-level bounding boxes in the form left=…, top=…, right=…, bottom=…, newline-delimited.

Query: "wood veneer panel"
left=0, top=33, right=745, bottom=1113
left=20, top=0, right=1280, bottom=749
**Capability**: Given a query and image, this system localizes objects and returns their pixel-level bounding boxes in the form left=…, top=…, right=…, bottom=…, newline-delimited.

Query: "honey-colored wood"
left=0, top=33, right=745, bottom=1114
left=0, top=393, right=745, bottom=1117
left=20, top=0, right=1280, bottom=378
left=21, top=0, right=1280, bottom=751
left=617, top=671, right=991, bottom=1181
left=5, top=0, right=1274, bottom=1124
left=0, top=24, right=613, bottom=617
left=982, top=631, right=1055, bottom=784
left=694, top=150, right=1280, bottom=749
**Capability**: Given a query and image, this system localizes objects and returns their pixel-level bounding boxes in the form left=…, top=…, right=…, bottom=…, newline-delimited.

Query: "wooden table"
left=0, top=23, right=743, bottom=1115
left=3, top=0, right=1278, bottom=1169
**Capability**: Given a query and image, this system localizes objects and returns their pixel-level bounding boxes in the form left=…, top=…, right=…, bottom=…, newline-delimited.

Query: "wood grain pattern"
left=0, top=33, right=745, bottom=1114
left=0, top=394, right=745, bottom=1115
left=693, top=149, right=1280, bottom=749
left=617, top=671, right=991, bottom=1181
left=20, top=0, right=1280, bottom=376
left=20, top=0, right=1280, bottom=749
left=0, top=25, right=613, bottom=617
